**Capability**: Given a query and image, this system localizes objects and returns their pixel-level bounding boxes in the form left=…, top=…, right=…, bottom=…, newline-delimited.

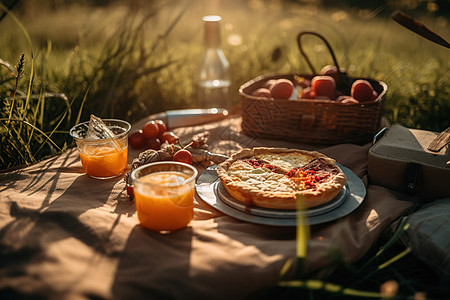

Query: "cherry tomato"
left=154, top=120, right=167, bottom=137
left=252, top=88, right=271, bottom=98
left=351, top=79, right=374, bottom=102
left=311, top=75, right=336, bottom=99
left=145, top=137, right=161, bottom=150
left=128, top=130, right=146, bottom=149
left=270, top=79, right=294, bottom=99
left=142, top=120, right=160, bottom=139
left=127, top=185, right=134, bottom=199
left=160, top=131, right=179, bottom=144
left=173, top=149, right=193, bottom=165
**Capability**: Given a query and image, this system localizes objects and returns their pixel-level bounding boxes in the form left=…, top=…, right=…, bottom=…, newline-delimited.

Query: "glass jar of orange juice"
left=70, top=119, right=131, bottom=179
left=131, top=161, right=198, bottom=232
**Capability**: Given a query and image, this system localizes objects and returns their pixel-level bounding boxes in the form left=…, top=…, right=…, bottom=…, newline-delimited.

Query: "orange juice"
left=79, top=144, right=128, bottom=178
left=134, top=172, right=195, bottom=232
left=70, top=118, right=131, bottom=179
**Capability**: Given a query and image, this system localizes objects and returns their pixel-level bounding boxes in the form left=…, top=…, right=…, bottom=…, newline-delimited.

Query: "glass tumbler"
left=70, top=119, right=131, bottom=179
left=131, top=161, right=198, bottom=232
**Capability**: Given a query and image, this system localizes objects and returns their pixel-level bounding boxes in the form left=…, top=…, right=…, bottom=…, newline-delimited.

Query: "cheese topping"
left=228, top=160, right=297, bottom=192
left=255, top=152, right=313, bottom=172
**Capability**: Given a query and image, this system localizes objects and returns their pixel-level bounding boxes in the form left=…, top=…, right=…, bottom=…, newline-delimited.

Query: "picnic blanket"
left=0, top=115, right=414, bottom=299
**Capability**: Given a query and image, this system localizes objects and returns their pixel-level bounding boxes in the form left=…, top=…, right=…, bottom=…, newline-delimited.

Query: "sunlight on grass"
left=1, top=0, right=449, bottom=163
left=1, top=1, right=449, bottom=298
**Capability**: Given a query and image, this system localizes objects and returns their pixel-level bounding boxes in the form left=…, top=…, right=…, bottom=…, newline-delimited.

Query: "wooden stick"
left=392, top=11, right=450, bottom=49
left=428, top=127, right=450, bottom=152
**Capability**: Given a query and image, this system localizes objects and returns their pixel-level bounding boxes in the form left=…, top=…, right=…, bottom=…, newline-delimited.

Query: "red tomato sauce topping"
left=244, top=159, right=282, bottom=174
left=285, top=158, right=335, bottom=190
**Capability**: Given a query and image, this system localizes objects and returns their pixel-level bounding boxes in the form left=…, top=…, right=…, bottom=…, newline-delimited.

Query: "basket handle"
left=297, top=31, right=350, bottom=92
left=297, top=31, right=343, bottom=75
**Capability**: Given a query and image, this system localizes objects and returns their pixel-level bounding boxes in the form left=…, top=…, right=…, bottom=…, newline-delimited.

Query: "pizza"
left=216, top=147, right=347, bottom=210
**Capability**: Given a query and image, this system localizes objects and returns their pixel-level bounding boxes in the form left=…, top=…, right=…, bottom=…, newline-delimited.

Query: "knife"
left=148, top=108, right=229, bottom=129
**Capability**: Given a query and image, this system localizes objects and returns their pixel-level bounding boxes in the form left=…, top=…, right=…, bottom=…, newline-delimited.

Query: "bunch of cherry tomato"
left=128, top=119, right=194, bottom=165
left=251, top=65, right=379, bottom=103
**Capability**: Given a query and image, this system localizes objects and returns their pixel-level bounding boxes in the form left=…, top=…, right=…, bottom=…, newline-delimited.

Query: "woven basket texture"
left=240, top=74, right=387, bottom=145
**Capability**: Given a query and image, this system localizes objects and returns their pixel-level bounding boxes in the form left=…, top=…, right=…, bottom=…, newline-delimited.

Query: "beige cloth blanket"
left=0, top=116, right=413, bottom=299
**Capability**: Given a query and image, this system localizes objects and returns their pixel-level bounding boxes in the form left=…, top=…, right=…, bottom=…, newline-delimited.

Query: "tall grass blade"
left=75, top=84, right=91, bottom=125
left=279, top=279, right=382, bottom=298
left=0, top=118, right=62, bottom=152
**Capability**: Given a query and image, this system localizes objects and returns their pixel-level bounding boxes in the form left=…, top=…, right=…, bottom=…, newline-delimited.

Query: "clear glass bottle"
left=198, top=15, right=231, bottom=109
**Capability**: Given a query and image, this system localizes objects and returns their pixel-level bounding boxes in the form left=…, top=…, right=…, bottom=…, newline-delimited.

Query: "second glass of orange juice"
left=131, top=161, right=198, bottom=232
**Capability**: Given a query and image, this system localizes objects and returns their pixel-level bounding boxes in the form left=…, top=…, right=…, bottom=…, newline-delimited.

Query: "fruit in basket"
left=301, top=87, right=315, bottom=99
left=319, top=65, right=338, bottom=75
left=351, top=79, right=376, bottom=102
left=252, top=88, right=271, bottom=98
left=269, top=79, right=294, bottom=99
left=251, top=70, right=381, bottom=103
left=311, top=75, right=336, bottom=99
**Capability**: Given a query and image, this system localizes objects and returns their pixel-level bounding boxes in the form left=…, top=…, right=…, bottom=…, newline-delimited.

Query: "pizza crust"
left=216, top=147, right=347, bottom=210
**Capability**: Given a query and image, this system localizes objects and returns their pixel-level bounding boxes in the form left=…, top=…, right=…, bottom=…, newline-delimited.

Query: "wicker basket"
left=240, top=32, right=387, bottom=145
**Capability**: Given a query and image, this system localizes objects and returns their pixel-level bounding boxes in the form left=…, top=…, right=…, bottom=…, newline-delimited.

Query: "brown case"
left=368, top=124, right=450, bottom=202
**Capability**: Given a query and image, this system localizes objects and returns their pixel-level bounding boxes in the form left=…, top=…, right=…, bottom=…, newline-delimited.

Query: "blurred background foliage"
left=1, top=0, right=449, bottom=169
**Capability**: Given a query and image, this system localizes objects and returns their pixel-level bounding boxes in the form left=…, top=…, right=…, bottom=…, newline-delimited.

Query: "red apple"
left=320, top=65, right=338, bottom=75
left=269, top=79, right=294, bottom=99
left=351, top=79, right=375, bottom=102
left=311, top=75, right=336, bottom=99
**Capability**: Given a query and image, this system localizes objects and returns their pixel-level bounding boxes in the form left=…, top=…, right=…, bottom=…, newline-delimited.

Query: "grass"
left=264, top=215, right=448, bottom=300
left=0, top=1, right=450, bottom=157
left=0, top=1, right=449, bottom=298
left=0, top=0, right=187, bottom=169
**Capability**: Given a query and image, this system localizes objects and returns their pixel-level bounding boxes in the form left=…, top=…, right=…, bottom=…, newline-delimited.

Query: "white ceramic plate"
left=195, top=164, right=366, bottom=226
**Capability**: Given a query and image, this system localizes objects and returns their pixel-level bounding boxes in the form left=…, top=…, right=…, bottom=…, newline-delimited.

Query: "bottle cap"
left=203, top=15, right=222, bottom=47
